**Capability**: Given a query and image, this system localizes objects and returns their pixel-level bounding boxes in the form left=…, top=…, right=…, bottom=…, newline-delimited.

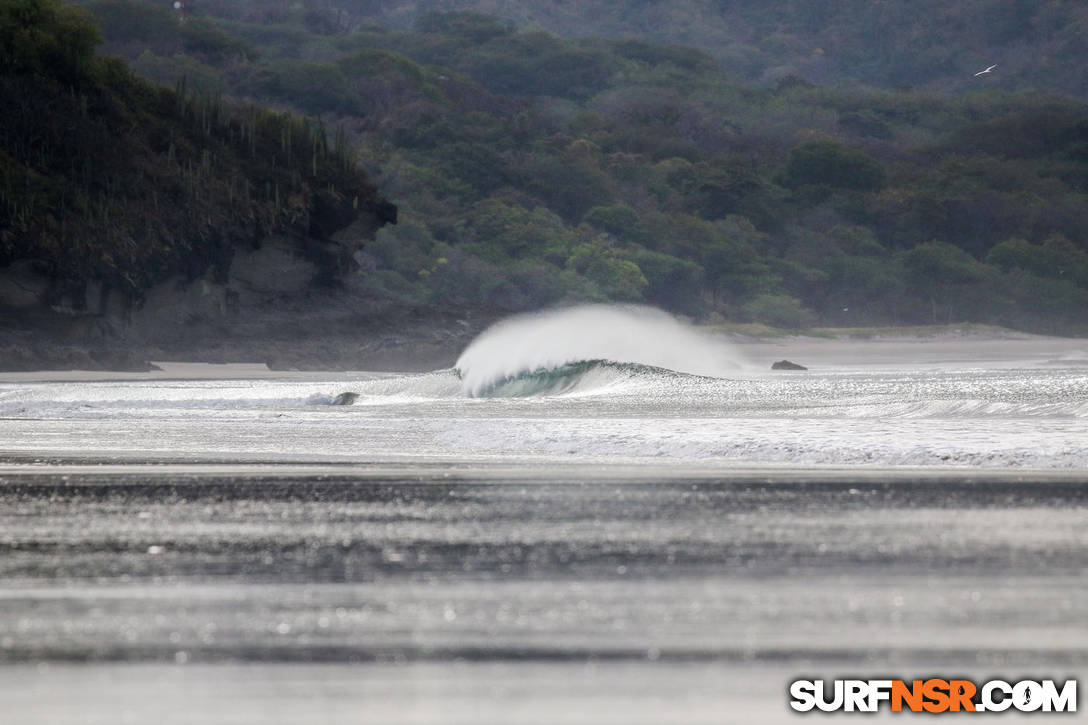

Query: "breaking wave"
left=455, top=304, right=742, bottom=397
left=462, top=359, right=719, bottom=398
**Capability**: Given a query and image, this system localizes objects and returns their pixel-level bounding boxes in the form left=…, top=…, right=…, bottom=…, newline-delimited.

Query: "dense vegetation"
left=10, top=1, right=1088, bottom=332
left=179, top=0, right=1088, bottom=98
left=0, top=0, right=386, bottom=308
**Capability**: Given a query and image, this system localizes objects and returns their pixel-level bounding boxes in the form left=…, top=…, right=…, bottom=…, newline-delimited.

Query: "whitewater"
left=2, top=305, right=1087, bottom=725
left=1, top=305, right=1085, bottom=469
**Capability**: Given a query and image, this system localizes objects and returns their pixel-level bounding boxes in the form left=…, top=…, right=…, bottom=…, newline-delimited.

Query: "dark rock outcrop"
left=771, top=359, right=807, bottom=370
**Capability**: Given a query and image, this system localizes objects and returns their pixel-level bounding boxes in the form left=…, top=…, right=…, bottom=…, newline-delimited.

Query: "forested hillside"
left=17, top=1, right=1088, bottom=333
left=0, top=0, right=389, bottom=312
left=189, top=0, right=1088, bottom=97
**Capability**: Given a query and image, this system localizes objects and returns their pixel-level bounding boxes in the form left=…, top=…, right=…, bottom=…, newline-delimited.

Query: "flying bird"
left=974, top=64, right=997, bottom=77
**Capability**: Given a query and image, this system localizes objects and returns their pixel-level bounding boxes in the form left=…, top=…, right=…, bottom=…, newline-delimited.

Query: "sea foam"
left=455, top=304, right=742, bottom=397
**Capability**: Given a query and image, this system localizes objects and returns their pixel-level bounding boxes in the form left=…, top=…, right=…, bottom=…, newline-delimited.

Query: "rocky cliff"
left=0, top=0, right=445, bottom=371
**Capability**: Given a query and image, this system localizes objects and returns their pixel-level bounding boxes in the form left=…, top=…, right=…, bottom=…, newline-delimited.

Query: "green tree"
left=415, top=11, right=512, bottom=44
left=625, top=248, right=705, bottom=315
left=1, top=0, right=100, bottom=81
left=582, top=203, right=649, bottom=244
left=457, top=198, right=575, bottom=261
left=743, top=293, right=816, bottom=329
left=567, top=237, right=648, bottom=301
left=260, top=59, right=353, bottom=113
left=987, top=235, right=1088, bottom=288
left=517, top=153, right=613, bottom=220
left=782, top=140, right=886, bottom=191
left=901, top=241, right=993, bottom=323
left=822, top=254, right=906, bottom=324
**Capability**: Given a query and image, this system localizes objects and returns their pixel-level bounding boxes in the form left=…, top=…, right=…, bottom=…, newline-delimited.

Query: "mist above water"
left=455, top=305, right=743, bottom=397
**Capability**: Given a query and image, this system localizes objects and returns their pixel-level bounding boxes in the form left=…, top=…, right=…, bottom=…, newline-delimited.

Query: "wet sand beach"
left=0, top=464, right=1085, bottom=723
left=1, top=332, right=1086, bottom=722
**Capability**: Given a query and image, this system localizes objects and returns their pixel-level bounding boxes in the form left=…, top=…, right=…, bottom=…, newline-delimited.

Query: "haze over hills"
left=3, top=0, right=1088, bottom=370
left=80, top=1, right=1088, bottom=329
left=201, top=0, right=1088, bottom=97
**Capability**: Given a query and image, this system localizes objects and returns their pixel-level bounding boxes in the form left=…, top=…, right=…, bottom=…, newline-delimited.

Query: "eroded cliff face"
left=123, top=204, right=398, bottom=341
left=0, top=199, right=401, bottom=370
left=0, top=0, right=404, bottom=369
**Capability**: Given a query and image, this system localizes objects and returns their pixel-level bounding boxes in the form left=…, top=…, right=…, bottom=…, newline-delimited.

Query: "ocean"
left=0, top=306, right=1085, bottom=723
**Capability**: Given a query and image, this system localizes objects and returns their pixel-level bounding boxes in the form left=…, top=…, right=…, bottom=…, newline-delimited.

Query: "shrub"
left=566, top=238, right=648, bottom=301
left=782, top=140, right=887, bottom=191
left=743, top=293, right=816, bottom=329
left=458, top=198, right=575, bottom=261
left=624, top=248, right=705, bottom=315
left=582, top=203, right=649, bottom=244
left=260, top=59, right=354, bottom=113
left=987, top=235, right=1088, bottom=287
left=415, top=11, right=512, bottom=44
left=358, top=269, right=428, bottom=303
left=1, top=0, right=100, bottom=81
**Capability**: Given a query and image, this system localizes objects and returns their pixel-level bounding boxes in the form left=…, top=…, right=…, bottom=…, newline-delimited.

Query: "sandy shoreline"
left=1, top=328, right=1086, bottom=382
left=2, top=327, right=1084, bottom=725
left=2, top=466, right=1084, bottom=724
left=1, top=459, right=1087, bottom=482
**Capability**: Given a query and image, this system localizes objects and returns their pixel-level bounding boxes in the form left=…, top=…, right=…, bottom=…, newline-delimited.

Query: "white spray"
left=455, top=304, right=743, bottom=397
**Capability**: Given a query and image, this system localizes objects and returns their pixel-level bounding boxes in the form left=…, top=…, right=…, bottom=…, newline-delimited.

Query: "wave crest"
left=466, top=359, right=720, bottom=398
left=455, top=305, right=741, bottom=397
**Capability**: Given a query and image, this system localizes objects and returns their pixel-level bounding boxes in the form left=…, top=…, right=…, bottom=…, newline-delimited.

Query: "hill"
left=196, top=0, right=1088, bottom=97
left=0, top=0, right=399, bottom=368
left=71, top=1, right=1088, bottom=335
left=5, top=0, right=1088, bottom=362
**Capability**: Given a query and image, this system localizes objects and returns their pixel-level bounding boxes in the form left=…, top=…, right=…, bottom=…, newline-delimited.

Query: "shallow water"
left=0, top=342, right=1086, bottom=467
left=0, top=334, right=1086, bottom=722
